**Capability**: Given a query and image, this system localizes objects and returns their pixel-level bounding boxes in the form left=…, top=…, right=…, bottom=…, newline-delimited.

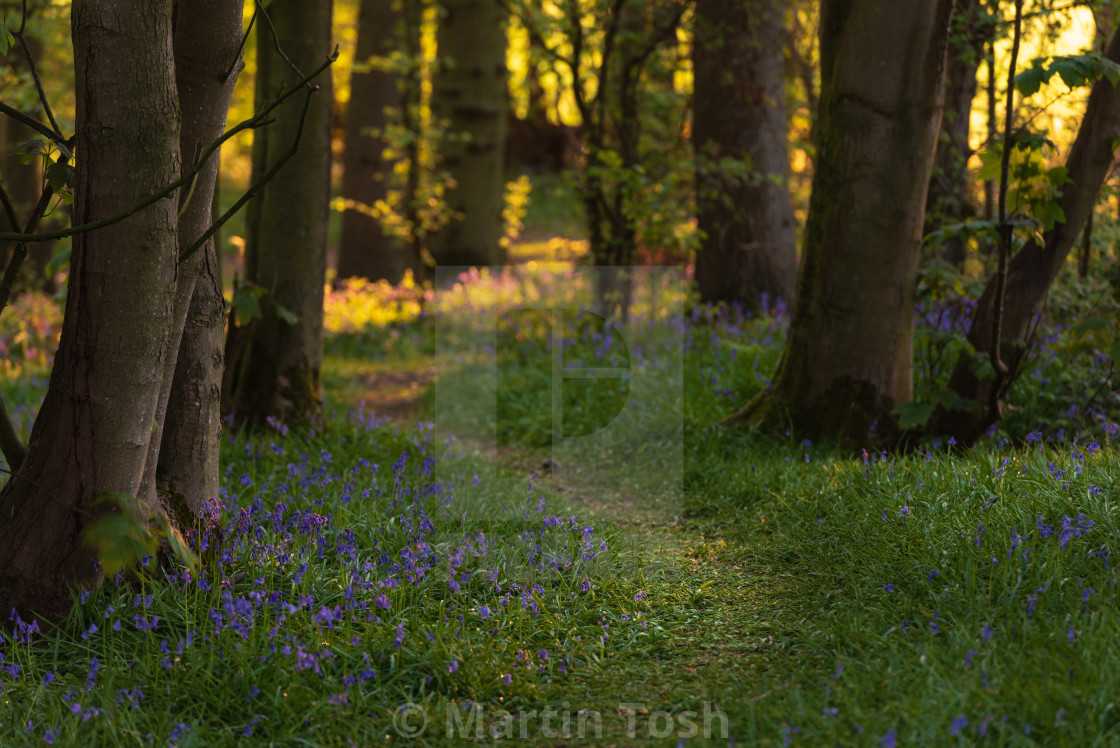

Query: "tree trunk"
left=925, top=0, right=990, bottom=266
left=224, top=0, right=333, bottom=428
left=725, top=0, right=955, bottom=446
left=147, top=0, right=245, bottom=522
left=693, top=0, right=798, bottom=310
left=337, top=0, right=417, bottom=283
left=938, top=25, right=1120, bottom=443
left=0, top=0, right=181, bottom=621
left=430, top=0, right=508, bottom=268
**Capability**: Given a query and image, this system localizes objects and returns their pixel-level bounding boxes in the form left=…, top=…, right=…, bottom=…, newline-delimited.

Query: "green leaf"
left=231, top=283, right=266, bottom=323
left=10, top=139, right=50, bottom=164
left=45, top=160, right=76, bottom=193
left=928, top=387, right=975, bottom=413
left=976, top=147, right=1002, bottom=181
left=969, top=353, right=996, bottom=381
left=892, top=401, right=934, bottom=430
left=81, top=492, right=157, bottom=577
left=273, top=301, right=299, bottom=326
left=159, top=521, right=200, bottom=575
left=45, top=244, right=71, bottom=278
left=1015, top=66, right=1047, bottom=96
left=1050, top=56, right=1090, bottom=89
left=0, top=20, right=14, bottom=57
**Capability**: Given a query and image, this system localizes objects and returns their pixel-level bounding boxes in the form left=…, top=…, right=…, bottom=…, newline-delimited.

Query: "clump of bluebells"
left=0, top=412, right=653, bottom=745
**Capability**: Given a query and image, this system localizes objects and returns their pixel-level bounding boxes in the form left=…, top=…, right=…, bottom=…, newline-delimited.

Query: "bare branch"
left=225, top=3, right=258, bottom=81
left=180, top=84, right=318, bottom=263
left=0, top=49, right=339, bottom=246
left=12, top=0, right=65, bottom=139
left=0, top=102, right=70, bottom=150
left=256, top=0, right=313, bottom=85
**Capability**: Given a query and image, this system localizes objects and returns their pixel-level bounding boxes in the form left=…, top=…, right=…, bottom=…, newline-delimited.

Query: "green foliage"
left=1015, top=52, right=1120, bottom=97
left=80, top=492, right=200, bottom=578
left=230, top=283, right=266, bottom=323
left=976, top=137, right=1070, bottom=232
left=0, top=19, right=14, bottom=57
left=230, top=283, right=298, bottom=326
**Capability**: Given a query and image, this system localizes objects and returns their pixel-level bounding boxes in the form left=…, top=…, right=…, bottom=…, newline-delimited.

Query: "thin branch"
left=0, top=173, right=57, bottom=318
left=991, top=0, right=1024, bottom=382
left=0, top=171, right=59, bottom=473
left=255, top=0, right=311, bottom=84
left=497, top=0, right=579, bottom=74
left=226, top=3, right=259, bottom=81
left=180, top=86, right=317, bottom=263
left=0, top=183, right=20, bottom=231
left=0, top=102, right=70, bottom=150
left=13, top=0, right=64, bottom=139
left=0, top=49, right=338, bottom=245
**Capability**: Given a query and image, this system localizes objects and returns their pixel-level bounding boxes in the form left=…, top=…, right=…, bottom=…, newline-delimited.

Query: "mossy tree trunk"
left=725, top=0, right=955, bottom=446
left=693, top=0, right=798, bottom=310
left=338, top=0, right=419, bottom=283
left=0, top=0, right=182, bottom=621
left=430, top=0, right=508, bottom=268
left=224, top=0, right=333, bottom=428
left=938, top=24, right=1120, bottom=443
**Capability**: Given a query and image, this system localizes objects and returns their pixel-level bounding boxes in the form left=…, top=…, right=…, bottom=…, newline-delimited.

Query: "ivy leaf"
left=892, top=401, right=934, bottom=430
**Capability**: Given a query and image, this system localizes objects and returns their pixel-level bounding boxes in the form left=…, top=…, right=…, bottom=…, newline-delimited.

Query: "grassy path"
left=337, top=365, right=809, bottom=746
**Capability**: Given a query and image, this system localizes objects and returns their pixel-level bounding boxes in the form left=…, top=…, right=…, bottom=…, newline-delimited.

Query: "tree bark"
left=0, top=0, right=181, bottom=621
left=924, top=0, right=990, bottom=266
left=145, top=0, right=245, bottom=523
left=725, top=0, right=955, bottom=446
left=430, top=0, right=509, bottom=268
left=337, top=0, right=417, bottom=283
left=938, top=25, right=1120, bottom=443
left=693, top=0, right=798, bottom=310
left=224, top=0, right=333, bottom=428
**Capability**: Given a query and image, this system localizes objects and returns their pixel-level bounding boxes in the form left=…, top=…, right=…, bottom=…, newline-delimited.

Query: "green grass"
left=2, top=262, right=1120, bottom=746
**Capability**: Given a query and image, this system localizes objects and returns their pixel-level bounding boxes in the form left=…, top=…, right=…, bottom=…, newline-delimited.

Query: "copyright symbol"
left=392, top=702, right=428, bottom=739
